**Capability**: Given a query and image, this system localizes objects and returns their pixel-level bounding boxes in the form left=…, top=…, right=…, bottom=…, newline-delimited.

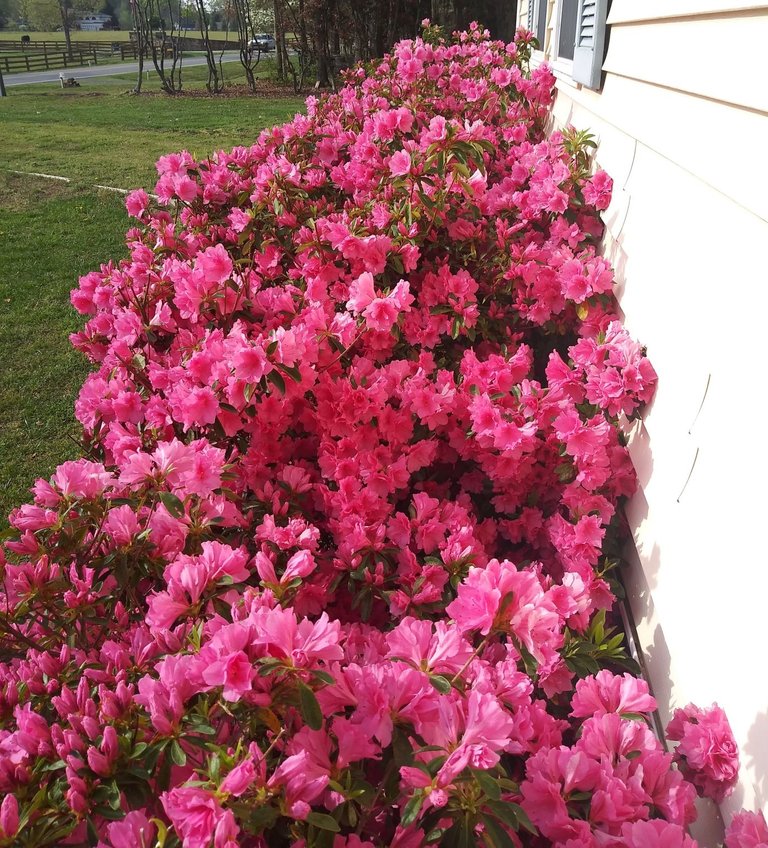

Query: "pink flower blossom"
left=389, top=150, right=412, bottom=176
left=725, top=810, right=768, bottom=848
left=99, top=810, right=156, bottom=848
left=346, top=272, right=377, bottom=313
left=161, top=787, right=239, bottom=848
left=619, top=819, right=698, bottom=848
left=667, top=703, right=739, bottom=802
left=571, top=670, right=657, bottom=718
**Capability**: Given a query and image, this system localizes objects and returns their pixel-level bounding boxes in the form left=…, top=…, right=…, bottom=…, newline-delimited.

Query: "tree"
left=228, top=0, right=261, bottom=92
left=131, top=0, right=185, bottom=94
left=0, top=0, right=19, bottom=28
left=192, top=0, right=223, bottom=92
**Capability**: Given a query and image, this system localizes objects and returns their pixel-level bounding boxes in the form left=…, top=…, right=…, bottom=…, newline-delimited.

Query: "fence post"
left=25, top=55, right=30, bottom=71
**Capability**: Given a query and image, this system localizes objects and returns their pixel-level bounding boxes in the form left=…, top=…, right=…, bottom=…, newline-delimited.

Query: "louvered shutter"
left=527, top=0, right=535, bottom=34
left=572, top=0, right=608, bottom=89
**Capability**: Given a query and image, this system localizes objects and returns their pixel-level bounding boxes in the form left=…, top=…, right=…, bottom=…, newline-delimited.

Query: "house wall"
left=517, top=1, right=768, bottom=843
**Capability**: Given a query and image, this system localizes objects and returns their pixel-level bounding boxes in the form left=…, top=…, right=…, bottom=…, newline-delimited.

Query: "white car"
left=249, top=33, right=276, bottom=52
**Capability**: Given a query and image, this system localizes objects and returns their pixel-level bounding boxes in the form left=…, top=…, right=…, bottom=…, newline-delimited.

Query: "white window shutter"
left=572, top=0, right=608, bottom=89
left=527, top=0, right=535, bottom=34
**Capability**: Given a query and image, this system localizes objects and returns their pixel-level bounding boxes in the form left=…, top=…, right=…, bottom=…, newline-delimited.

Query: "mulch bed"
left=132, top=82, right=313, bottom=98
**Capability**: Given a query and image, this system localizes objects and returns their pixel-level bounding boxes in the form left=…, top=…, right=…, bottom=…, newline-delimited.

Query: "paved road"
left=5, top=52, right=243, bottom=87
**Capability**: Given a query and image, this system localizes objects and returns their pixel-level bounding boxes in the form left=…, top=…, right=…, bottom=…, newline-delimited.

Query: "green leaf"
left=312, top=670, right=336, bottom=686
left=275, top=362, right=302, bottom=382
left=481, top=814, right=516, bottom=848
left=428, top=674, right=452, bottom=695
left=392, top=727, right=415, bottom=767
left=246, top=806, right=280, bottom=832
left=159, top=491, right=185, bottom=519
left=473, top=769, right=501, bottom=801
left=425, top=755, right=447, bottom=778
left=442, top=817, right=475, bottom=848
left=306, top=811, right=341, bottom=832
left=297, top=680, right=323, bottom=730
left=267, top=369, right=286, bottom=394
left=401, top=793, right=424, bottom=827
left=93, top=805, right=125, bottom=821
left=485, top=800, right=538, bottom=835
left=620, top=712, right=646, bottom=722
left=169, top=739, right=187, bottom=766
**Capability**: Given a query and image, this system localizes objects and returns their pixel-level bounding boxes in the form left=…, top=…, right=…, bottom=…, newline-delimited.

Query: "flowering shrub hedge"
left=0, top=22, right=751, bottom=848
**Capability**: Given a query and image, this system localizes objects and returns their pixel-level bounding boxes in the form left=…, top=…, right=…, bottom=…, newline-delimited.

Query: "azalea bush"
left=0, top=21, right=751, bottom=848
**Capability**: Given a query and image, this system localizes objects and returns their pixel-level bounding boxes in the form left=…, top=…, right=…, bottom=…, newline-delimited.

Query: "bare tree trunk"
left=274, top=0, right=284, bottom=79
left=233, top=0, right=259, bottom=92
left=313, top=1, right=330, bottom=87
left=136, top=0, right=184, bottom=94
left=194, top=0, right=222, bottom=93
left=129, top=0, right=146, bottom=92
left=58, top=0, right=73, bottom=60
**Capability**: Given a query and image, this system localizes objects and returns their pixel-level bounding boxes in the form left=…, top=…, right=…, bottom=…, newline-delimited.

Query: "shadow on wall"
left=621, top=539, right=670, bottom=718
left=623, top=427, right=662, bottom=595
left=746, top=710, right=768, bottom=809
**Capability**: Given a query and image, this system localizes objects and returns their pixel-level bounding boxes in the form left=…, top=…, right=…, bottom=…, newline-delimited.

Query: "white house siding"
left=516, top=1, right=768, bottom=843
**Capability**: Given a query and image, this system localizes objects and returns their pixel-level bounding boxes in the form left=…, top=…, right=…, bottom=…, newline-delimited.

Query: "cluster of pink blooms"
left=666, top=704, right=740, bottom=805
left=0, top=21, right=754, bottom=848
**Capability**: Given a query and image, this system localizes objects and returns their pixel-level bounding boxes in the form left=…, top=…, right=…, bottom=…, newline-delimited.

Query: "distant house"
left=76, top=13, right=113, bottom=31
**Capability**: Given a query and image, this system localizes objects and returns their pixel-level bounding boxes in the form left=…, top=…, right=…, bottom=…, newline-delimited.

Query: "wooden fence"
left=0, top=41, right=138, bottom=74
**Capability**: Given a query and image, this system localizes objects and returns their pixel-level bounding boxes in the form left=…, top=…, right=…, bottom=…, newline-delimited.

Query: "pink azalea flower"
left=571, top=670, right=657, bottom=718
left=125, top=189, right=150, bottom=219
left=346, top=272, right=377, bottom=314
left=268, top=749, right=330, bottom=819
left=667, top=703, right=740, bottom=802
left=619, top=819, right=698, bottom=848
left=196, top=244, right=233, bottom=285
left=0, top=795, right=19, bottom=841
left=389, top=150, right=412, bottom=176
left=98, top=810, right=156, bottom=848
left=162, top=787, right=239, bottom=848
left=363, top=297, right=400, bottom=333
left=725, top=810, right=768, bottom=848
left=202, top=650, right=255, bottom=702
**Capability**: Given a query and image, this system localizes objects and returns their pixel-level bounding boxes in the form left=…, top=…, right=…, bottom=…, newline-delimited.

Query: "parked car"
left=249, top=33, right=276, bottom=52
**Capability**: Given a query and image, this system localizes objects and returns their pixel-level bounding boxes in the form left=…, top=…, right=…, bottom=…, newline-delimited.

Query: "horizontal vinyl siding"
left=608, top=0, right=768, bottom=23
left=557, top=72, right=768, bottom=222
left=547, top=6, right=768, bottom=841
left=603, top=10, right=768, bottom=113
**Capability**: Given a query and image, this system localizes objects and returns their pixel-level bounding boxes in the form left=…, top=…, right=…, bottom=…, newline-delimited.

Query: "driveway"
left=4, top=52, right=243, bottom=87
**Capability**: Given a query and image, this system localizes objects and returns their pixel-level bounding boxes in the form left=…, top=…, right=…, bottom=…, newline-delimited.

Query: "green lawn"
left=0, top=30, right=133, bottom=41
left=0, top=88, right=301, bottom=522
left=0, top=30, right=225, bottom=42
left=0, top=174, right=127, bottom=519
left=1, top=70, right=297, bottom=188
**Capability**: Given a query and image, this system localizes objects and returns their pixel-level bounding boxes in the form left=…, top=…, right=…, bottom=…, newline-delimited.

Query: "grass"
left=0, top=30, right=227, bottom=42
left=0, top=88, right=301, bottom=522
left=0, top=64, right=299, bottom=187
left=0, top=174, right=127, bottom=520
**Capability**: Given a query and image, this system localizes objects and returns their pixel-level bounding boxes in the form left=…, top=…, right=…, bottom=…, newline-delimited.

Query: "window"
left=527, top=0, right=609, bottom=91
left=557, top=0, right=579, bottom=61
